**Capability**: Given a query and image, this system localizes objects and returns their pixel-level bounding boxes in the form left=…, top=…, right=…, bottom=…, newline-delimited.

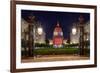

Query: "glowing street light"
left=72, top=27, right=77, bottom=35
left=86, top=38, right=89, bottom=41
left=37, top=27, right=43, bottom=35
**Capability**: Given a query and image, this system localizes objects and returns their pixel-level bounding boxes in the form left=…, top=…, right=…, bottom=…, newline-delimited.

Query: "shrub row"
left=34, top=48, right=79, bottom=55
left=21, top=48, right=90, bottom=56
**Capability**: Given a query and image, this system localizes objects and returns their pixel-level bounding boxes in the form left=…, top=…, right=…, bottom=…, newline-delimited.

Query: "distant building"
left=48, top=22, right=68, bottom=47
left=53, top=22, right=63, bottom=48
left=70, top=21, right=90, bottom=44
left=21, top=18, right=46, bottom=45
left=21, top=18, right=29, bottom=41
left=63, top=39, right=68, bottom=45
left=49, top=40, right=53, bottom=45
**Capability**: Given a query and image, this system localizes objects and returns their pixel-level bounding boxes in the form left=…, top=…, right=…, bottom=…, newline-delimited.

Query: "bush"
left=83, top=48, right=90, bottom=56
left=21, top=48, right=90, bottom=57
left=64, top=43, right=79, bottom=48
left=34, top=48, right=79, bottom=55
left=35, top=43, right=50, bottom=47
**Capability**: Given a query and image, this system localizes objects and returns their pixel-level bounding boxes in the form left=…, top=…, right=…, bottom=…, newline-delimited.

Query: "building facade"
left=70, top=21, right=90, bottom=44
left=21, top=18, right=46, bottom=47
left=53, top=22, right=63, bottom=48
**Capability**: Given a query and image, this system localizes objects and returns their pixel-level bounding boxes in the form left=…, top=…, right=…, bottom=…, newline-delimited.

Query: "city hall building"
left=53, top=22, right=63, bottom=48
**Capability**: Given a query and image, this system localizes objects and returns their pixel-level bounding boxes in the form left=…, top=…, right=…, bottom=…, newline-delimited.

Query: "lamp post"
left=78, top=15, right=85, bottom=56
left=27, top=15, right=35, bottom=57
left=72, top=27, right=77, bottom=35
left=72, top=15, right=85, bottom=56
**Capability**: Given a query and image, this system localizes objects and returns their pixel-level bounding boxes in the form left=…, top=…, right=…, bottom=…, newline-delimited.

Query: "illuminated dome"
left=53, top=23, right=63, bottom=36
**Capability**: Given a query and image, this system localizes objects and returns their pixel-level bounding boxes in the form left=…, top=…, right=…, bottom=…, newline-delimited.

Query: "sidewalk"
left=21, top=55, right=89, bottom=63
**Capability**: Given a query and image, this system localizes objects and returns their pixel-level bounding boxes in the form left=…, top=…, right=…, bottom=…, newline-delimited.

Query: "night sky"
left=21, top=10, right=90, bottom=40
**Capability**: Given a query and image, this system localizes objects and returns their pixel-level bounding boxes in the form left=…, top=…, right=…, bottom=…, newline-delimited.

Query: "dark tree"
left=45, top=39, right=49, bottom=45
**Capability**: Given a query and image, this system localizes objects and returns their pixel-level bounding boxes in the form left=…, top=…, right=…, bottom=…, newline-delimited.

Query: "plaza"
left=22, top=55, right=89, bottom=63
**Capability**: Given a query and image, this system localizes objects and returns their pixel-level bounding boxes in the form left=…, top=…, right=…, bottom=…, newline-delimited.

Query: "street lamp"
left=37, top=27, right=43, bottom=35
left=78, top=15, right=85, bottom=56
left=27, top=15, right=36, bottom=57
left=72, top=27, right=77, bottom=35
